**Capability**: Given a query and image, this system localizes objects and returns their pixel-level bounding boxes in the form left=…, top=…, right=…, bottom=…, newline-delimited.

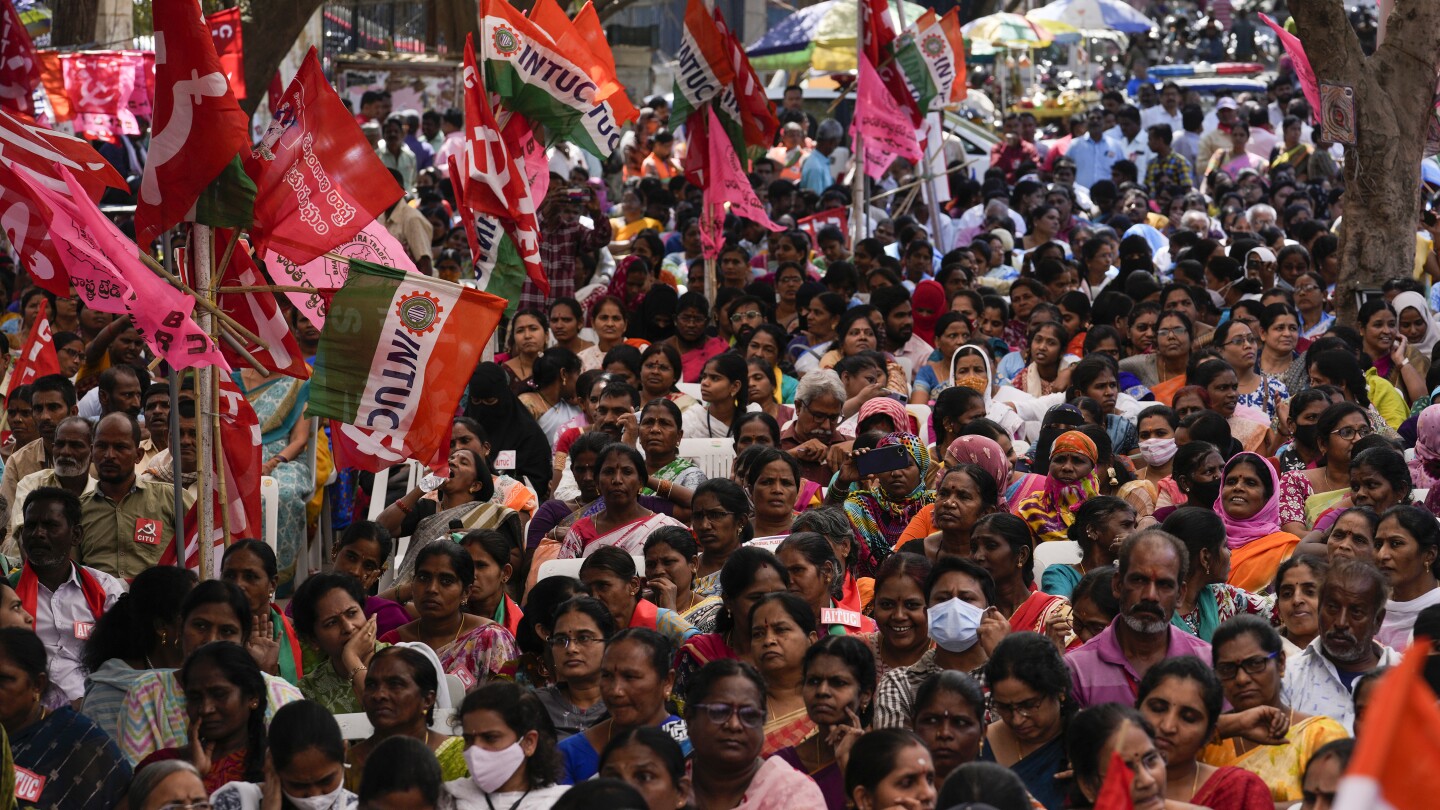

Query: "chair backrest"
left=259, top=476, right=280, bottom=557
left=679, top=437, right=736, bottom=480
left=536, top=556, right=645, bottom=582
left=905, top=403, right=933, bottom=447
left=1032, top=540, right=1082, bottom=584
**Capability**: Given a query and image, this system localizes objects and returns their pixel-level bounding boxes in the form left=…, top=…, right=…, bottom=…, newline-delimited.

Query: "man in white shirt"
left=1140, top=81, right=1184, bottom=133
left=376, top=116, right=418, bottom=190
left=1068, top=108, right=1125, bottom=189
left=16, top=486, right=124, bottom=703
left=1109, top=106, right=1153, bottom=179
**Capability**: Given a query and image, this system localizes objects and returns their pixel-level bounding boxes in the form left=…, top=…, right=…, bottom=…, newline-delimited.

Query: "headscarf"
left=858, top=396, right=915, bottom=435
left=946, top=435, right=1012, bottom=507
left=1391, top=291, right=1440, bottom=358
left=637, top=284, right=677, bottom=342
left=911, top=280, right=946, bottom=345
left=465, top=362, right=554, bottom=500
left=952, top=346, right=997, bottom=410
left=1411, top=404, right=1440, bottom=489
left=392, top=642, right=456, bottom=714
left=1215, top=452, right=1282, bottom=550
left=1020, top=429, right=1100, bottom=543
left=843, top=432, right=935, bottom=577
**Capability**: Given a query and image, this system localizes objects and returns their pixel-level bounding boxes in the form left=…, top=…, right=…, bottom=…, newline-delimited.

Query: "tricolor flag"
left=530, top=0, right=638, bottom=125
left=1333, top=639, right=1440, bottom=810
left=669, top=0, right=735, bottom=127
left=920, top=10, right=968, bottom=106
left=479, top=0, right=635, bottom=159
left=309, top=259, right=506, bottom=472
left=861, top=0, right=923, bottom=126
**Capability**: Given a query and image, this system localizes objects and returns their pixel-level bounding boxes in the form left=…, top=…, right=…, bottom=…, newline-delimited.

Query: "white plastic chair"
left=905, top=404, right=932, bottom=446
left=259, top=476, right=279, bottom=556
left=679, top=437, right=736, bottom=479
left=537, top=556, right=645, bottom=581
left=334, top=675, right=466, bottom=740
left=1032, top=540, right=1082, bottom=584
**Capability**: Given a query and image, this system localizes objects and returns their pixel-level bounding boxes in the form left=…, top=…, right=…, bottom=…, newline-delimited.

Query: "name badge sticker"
left=74, top=621, right=95, bottom=640
left=15, top=765, right=45, bottom=802
left=495, top=450, right=517, bottom=470
left=821, top=607, right=863, bottom=629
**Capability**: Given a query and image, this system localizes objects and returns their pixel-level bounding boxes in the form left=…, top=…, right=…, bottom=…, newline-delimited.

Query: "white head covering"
left=393, top=641, right=456, bottom=714
left=1391, top=291, right=1440, bottom=358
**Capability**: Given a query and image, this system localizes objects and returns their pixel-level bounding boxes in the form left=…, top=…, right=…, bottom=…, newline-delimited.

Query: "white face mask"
left=465, top=741, right=526, bottom=794
left=927, top=597, right=985, bottom=653
left=1138, top=437, right=1178, bottom=467
left=283, top=782, right=346, bottom=810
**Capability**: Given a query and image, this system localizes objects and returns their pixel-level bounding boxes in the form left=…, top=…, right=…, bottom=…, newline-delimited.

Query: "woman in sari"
left=519, top=347, right=583, bottom=448
left=502, top=309, right=547, bottom=395
left=842, top=432, right=935, bottom=578
left=119, top=581, right=303, bottom=765
left=692, top=478, right=755, bottom=596
left=789, top=291, right=846, bottom=375
left=639, top=342, right=697, bottom=412
left=970, top=514, right=1072, bottom=637
left=578, top=295, right=635, bottom=373
left=1190, top=359, right=1270, bottom=456
left=748, top=593, right=820, bottom=755
left=292, top=573, right=384, bottom=714
left=235, top=366, right=313, bottom=588
left=770, top=636, right=875, bottom=810
left=638, top=398, right=705, bottom=509
left=219, top=540, right=304, bottom=684
left=980, top=632, right=1075, bottom=810
left=674, top=548, right=790, bottom=701
left=378, top=543, right=518, bottom=686
left=579, top=547, right=698, bottom=649
left=136, top=643, right=268, bottom=793
left=899, top=463, right=998, bottom=563
left=560, top=443, right=685, bottom=558
left=1017, top=430, right=1101, bottom=544
left=385, top=448, right=523, bottom=582
left=1, top=628, right=131, bottom=809
left=1009, top=322, right=1071, bottom=398
left=466, top=362, right=554, bottom=503
left=1123, top=406, right=1180, bottom=519
left=1121, top=310, right=1193, bottom=406
left=1202, top=616, right=1348, bottom=803
left=644, top=525, right=723, bottom=633
left=1205, top=121, right=1268, bottom=184
left=450, top=417, right=538, bottom=517
left=1280, top=402, right=1370, bottom=534
left=1136, top=657, right=1272, bottom=809
left=747, top=447, right=803, bottom=540
left=1041, top=496, right=1135, bottom=598
left=1359, top=298, right=1429, bottom=402
left=1160, top=508, right=1275, bottom=641
left=777, top=533, right=877, bottom=635
left=344, top=644, right=465, bottom=791
left=1216, top=452, right=1302, bottom=593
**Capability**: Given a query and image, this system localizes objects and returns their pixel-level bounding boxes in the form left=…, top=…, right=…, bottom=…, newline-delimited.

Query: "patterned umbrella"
left=1027, top=0, right=1156, bottom=35
left=961, top=12, right=1054, bottom=49
left=747, top=0, right=932, bottom=73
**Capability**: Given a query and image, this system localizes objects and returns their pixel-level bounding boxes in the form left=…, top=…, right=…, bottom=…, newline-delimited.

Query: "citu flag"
left=716, top=9, right=778, bottom=150
left=136, top=0, right=251, bottom=245
left=478, top=0, right=633, bottom=159
left=0, top=0, right=41, bottom=117
left=5, top=298, right=59, bottom=398
left=0, top=107, right=125, bottom=199
left=206, top=7, right=245, bottom=101
left=14, top=163, right=231, bottom=371
left=668, top=0, right=735, bottom=126
left=212, top=234, right=311, bottom=379
left=461, top=33, right=545, bottom=295
left=529, top=0, right=638, bottom=125
left=246, top=47, right=404, bottom=265
left=1333, top=638, right=1440, bottom=810
left=448, top=152, right=526, bottom=312
left=308, top=259, right=506, bottom=473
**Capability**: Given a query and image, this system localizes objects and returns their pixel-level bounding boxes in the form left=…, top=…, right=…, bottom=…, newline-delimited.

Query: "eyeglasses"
left=547, top=633, right=605, bottom=649
left=692, top=508, right=732, bottom=525
left=730, top=310, right=763, bottom=324
left=692, top=702, right=766, bottom=728
left=1155, top=328, right=1187, bottom=338
left=1223, top=335, right=1259, bottom=347
left=1294, top=284, right=1322, bottom=294
left=1334, top=425, right=1374, bottom=441
left=1215, top=651, right=1279, bottom=680
left=677, top=313, right=707, bottom=325
left=801, top=402, right=842, bottom=425
left=988, top=695, right=1050, bottom=719
left=157, top=803, right=213, bottom=810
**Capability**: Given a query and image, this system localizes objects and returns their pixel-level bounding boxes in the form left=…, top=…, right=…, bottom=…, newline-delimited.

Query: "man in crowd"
left=377, top=115, right=417, bottom=190
left=782, top=370, right=847, bottom=484
left=1068, top=107, right=1124, bottom=189
left=139, top=383, right=170, bottom=467
left=0, top=375, right=78, bottom=534
left=800, top=119, right=844, bottom=196
left=11, top=416, right=96, bottom=538
left=78, top=413, right=178, bottom=580
left=872, top=286, right=932, bottom=371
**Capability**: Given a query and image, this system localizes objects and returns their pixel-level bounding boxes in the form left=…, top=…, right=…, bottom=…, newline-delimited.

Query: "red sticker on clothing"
left=15, top=765, right=45, bottom=802
left=134, top=517, right=161, bottom=545
left=74, top=621, right=94, bottom=640
left=452, top=665, right=476, bottom=690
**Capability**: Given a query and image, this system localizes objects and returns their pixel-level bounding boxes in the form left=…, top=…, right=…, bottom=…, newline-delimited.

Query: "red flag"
left=1332, top=639, right=1440, bottom=809
left=247, top=48, right=403, bottom=265
left=17, top=164, right=231, bottom=371
left=5, top=299, right=59, bottom=398
left=207, top=7, right=245, bottom=101
left=210, top=236, right=311, bottom=380
left=0, top=0, right=40, bottom=117
left=862, top=0, right=923, bottom=126
left=0, top=161, right=68, bottom=295
left=136, top=0, right=250, bottom=245
left=0, top=108, right=126, bottom=200
left=703, top=105, right=782, bottom=232
left=684, top=99, right=710, bottom=188
left=61, top=52, right=136, bottom=143
left=36, top=51, right=69, bottom=121
left=1094, top=751, right=1134, bottom=810
left=461, top=33, right=545, bottom=294
left=715, top=9, right=778, bottom=149
left=854, top=54, right=922, bottom=179
left=796, top=208, right=850, bottom=249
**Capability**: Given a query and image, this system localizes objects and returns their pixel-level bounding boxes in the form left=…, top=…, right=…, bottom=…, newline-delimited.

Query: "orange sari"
left=1150, top=375, right=1186, bottom=406
left=1226, top=531, right=1302, bottom=593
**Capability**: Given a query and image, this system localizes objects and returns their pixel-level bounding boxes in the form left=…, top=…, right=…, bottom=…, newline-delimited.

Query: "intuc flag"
left=247, top=47, right=404, bottom=265
left=0, top=0, right=40, bottom=117
left=136, top=0, right=251, bottom=245
left=854, top=53, right=922, bottom=180
left=669, top=0, right=735, bottom=126
left=309, top=259, right=506, bottom=472
left=1333, top=639, right=1440, bottom=810
left=530, top=0, right=638, bottom=125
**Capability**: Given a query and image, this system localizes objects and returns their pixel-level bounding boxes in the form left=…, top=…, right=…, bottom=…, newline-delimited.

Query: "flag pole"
left=163, top=231, right=186, bottom=556
left=213, top=373, right=232, bottom=546
left=195, top=224, right=218, bottom=580
left=851, top=0, right=867, bottom=248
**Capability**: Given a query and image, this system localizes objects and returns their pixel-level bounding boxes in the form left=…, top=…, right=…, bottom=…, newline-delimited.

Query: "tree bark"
left=236, top=0, right=327, bottom=117
left=1287, top=0, right=1440, bottom=324
left=50, top=0, right=99, bottom=47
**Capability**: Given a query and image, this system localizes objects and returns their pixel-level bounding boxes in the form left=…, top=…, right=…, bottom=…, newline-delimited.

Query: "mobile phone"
left=855, top=444, right=912, bottom=478
left=567, top=187, right=587, bottom=203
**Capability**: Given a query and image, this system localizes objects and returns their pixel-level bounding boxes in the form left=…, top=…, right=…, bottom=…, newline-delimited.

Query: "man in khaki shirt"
left=0, top=375, right=77, bottom=547
left=79, top=412, right=177, bottom=580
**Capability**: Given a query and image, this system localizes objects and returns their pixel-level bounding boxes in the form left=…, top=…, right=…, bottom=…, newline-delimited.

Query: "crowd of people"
left=6, top=5, right=1440, bottom=810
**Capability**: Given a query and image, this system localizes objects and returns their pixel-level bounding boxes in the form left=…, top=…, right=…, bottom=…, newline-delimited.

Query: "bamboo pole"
left=213, top=372, right=232, bottom=546
left=195, top=226, right=217, bottom=580
left=137, top=251, right=268, bottom=348
left=164, top=232, right=186, bottom=556
left=217, top=329, right=268, bottom=374
left=220, top=285, right=329, bottom=295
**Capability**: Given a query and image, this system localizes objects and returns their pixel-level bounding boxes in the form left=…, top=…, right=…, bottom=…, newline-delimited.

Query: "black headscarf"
left=465, top=362, right=553, bottom=501
left=636, top=284, right=677, bottom=343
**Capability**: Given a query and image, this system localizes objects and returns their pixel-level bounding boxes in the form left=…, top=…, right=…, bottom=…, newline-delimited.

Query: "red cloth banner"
left=5, top=299, right=59, bottom=398
left=61, top=52, right=135, bottom=143
left=796, top=208, right=850, bottom=248
left=207, top=7, right=245, bottom=101
left=0, top=0, right=40, bottom=117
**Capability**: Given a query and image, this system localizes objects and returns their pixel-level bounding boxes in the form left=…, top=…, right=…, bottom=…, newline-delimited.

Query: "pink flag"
left=18, top=164, right=231, bottom=371
left=0, top=0, right=41, bottom=117
left=1259, top=14, right=1320, bottom=124
left=260, top=217, right=417, bottom=329
left=854, top=54, right=922, bottom=180
left=703, top=104, right=783, bottom=231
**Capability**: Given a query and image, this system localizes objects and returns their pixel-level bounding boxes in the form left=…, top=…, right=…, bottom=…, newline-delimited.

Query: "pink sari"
left=560, top=511, right=685, bottom=558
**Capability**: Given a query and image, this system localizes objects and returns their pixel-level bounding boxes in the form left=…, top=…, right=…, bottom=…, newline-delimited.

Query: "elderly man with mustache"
left=1282, top=558, right=1401, bottom=732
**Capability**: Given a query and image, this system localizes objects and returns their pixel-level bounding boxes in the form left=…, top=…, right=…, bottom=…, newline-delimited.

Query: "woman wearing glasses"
left=1214, top=320, right=1289, bottom=420
left=1120, top=310, right=1193, bottom=405
left=537, top=597, right=613, bottom=740
left=979, top=632, right=1074, bottom=810
left=686, top=659, right=826, bottom=810
left=1280, top=402, right=1372, bottom=534
left=1200, top=616, right=1347, bottom=804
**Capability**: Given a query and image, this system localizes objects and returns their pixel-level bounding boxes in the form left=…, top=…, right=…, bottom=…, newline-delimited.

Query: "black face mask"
left=1187, top=479, right=1222, bottom=510
left=1293, top=423, right=1319, bottom=452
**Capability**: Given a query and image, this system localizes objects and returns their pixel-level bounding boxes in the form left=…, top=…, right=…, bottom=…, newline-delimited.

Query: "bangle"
left=348, top=664, right=368, bottom=679
left=393, top=499, right=412, bottom=515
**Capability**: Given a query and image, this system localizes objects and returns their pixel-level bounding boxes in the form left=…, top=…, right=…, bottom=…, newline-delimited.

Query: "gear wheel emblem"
left=397, top=290, right=444, bottom=336
left=492, top=24, right=521, bottom=57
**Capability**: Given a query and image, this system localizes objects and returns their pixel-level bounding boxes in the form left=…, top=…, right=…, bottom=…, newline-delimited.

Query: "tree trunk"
left=1287, top=0, right=1440, bottom=324
left=236, top=0, right=327, bottom=117
left=50, top=0, right=99, bottom=47
left=434, top=0, right=482, bottom=56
